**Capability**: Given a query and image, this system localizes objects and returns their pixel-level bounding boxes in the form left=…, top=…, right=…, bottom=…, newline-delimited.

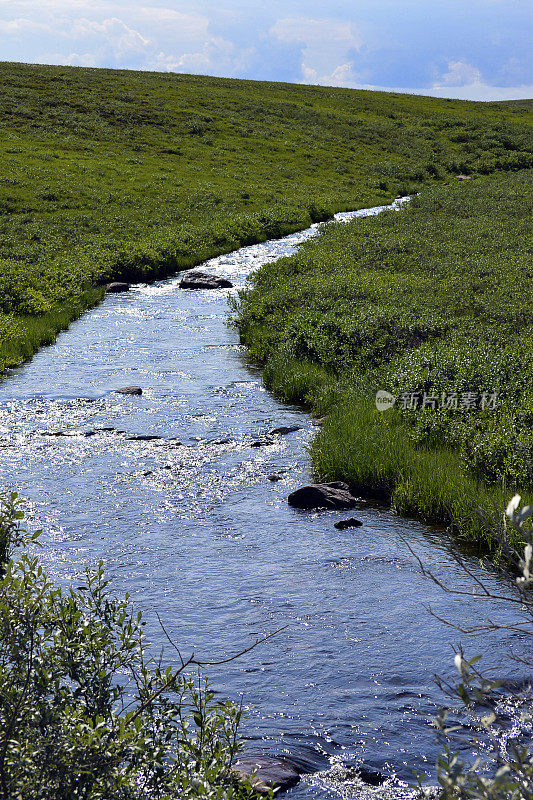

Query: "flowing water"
left=0, top=200, right=523, bottom=797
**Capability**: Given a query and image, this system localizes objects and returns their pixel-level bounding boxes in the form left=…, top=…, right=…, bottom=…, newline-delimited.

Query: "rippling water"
left=0, top=200, right=522, bottom=797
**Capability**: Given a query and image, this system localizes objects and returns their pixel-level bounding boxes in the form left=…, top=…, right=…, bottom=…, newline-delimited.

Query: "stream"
left=0, top=199, right=523, bottom=797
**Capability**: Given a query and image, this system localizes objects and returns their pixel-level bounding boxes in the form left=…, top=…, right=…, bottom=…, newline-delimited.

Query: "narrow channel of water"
left=0, top=200, right=522, bottom=797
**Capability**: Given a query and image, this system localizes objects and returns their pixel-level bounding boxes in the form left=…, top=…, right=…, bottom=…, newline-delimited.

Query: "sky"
left=1, top=0, right=532, bottom=100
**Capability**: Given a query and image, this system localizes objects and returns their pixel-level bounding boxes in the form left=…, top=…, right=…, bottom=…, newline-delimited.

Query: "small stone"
left=179, top=271, right=233, bottom=290
left=312, top=418, right=325, bottom=426
left=106, top=282, right=130, bottom=293
left=231, top=757, right=300, bottom=795
left=115, top=386, right=142, bottom=396
left=267, top=473, right=283, bottom=482
left=288, top=482, right=357, bottom=510
left=334, top=517, right=363, bottom=530
left=250, top=437, right=275, bottom=448
left=456, top=174, right=472, bottom=180
left=269, top=425, right=301, bottom=435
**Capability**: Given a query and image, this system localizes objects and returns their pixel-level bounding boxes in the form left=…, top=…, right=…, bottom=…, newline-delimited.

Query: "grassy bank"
left=1, top=62, right=532, bottom=370
left=235, top=169, right=533, bottom=547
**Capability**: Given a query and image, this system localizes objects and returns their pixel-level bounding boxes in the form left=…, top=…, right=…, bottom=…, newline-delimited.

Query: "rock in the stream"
left=250, top=437, right=275, bottom=448
left=126, top=434, right=161, bottom=441
left=267, top=473, right=283, bottom=482
left=334, top=517, right=363, bottom=530
left=179, top=271, right=233, bottom=290
left=288, top=482, right=357, bottom=510
left=269, top=425, right=301, bottom=435
left=115, top=386, right=142, bottom=396
left=231, top=757, right=300, bottom=795
left=106, top=282, right=130, bottom=293
left=312, top=417, right=325, bottom=426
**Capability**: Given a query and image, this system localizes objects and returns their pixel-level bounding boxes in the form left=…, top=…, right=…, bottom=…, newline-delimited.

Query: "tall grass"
left=236, top=171, right=533, bottom=547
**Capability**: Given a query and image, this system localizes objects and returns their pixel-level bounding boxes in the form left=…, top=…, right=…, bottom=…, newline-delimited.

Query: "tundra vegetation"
left=0, top=62, right=531, bottom=370
left=1, top=61, right=533, bottom=797
left=235, top=169, right=533, bottom=545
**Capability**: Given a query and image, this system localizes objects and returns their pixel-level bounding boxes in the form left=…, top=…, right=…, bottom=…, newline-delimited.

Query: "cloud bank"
left=0, top=0, right=531, bottom=100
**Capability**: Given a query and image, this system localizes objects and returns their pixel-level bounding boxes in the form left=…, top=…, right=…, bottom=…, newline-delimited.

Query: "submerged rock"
left=106, top=282, right=130, bottom=293
left=231, top=757, right=300, bottom=795
left=115, top=386, right=142, bottom=396
left=126, top=434, right=161, bottom=441
left=334, top=517, right=363, bottom=530
left=288, top=482, right=357, bottom=510
left=269, top=425, right=301, bottom=435
left=179, top=271, right=233, bottom=290
left=250, top=437, right=275, bottom=448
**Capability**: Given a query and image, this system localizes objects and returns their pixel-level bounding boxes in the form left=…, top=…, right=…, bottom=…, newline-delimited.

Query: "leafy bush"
left=0, top=495, right=254, bottom=800
left=423, top=495, right=533, bottom=798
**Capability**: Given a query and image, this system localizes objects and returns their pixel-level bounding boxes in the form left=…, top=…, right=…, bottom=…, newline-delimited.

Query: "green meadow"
left=0, top=61, right=532, bottom=371
left=236, top=169, right=533, bottom=545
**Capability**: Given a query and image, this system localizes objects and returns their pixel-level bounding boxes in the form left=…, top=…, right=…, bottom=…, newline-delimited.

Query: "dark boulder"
left=179, top=272, right=233, bottom=290
left=269, top=425, right=301, bottom=435
left=115, top=386, right=142, bottom=396
left=267, top=473, right=283, bottom=482
left=106, top=282, right=130, bottom=293
left=288, top=482, right=356, bottom=510
left=125, top=434, right=161, bottom=441
left=334, top=517, right=363, bottom=530
left=231, top=757, right=300, bottom=795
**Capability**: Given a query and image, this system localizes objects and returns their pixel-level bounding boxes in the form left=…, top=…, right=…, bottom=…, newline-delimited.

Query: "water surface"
left=0, top=200, right=521, bottom=797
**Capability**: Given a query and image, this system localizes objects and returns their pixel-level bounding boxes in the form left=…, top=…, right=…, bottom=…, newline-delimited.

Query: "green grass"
left=235, top=169, right=533, bottom=546
left=0, top=61, right=532, bottom=369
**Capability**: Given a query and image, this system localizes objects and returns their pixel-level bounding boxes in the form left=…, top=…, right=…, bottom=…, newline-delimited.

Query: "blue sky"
left=1, top=0, right=531, bottom=99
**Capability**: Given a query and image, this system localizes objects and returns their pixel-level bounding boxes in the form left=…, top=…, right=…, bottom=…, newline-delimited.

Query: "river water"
left=0, top=201, right=522, bottom=797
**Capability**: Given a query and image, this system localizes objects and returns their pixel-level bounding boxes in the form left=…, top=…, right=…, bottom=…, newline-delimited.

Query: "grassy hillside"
left=235, top=169, right=533, bottom=546
left=0, top=61, right=532, bottom=369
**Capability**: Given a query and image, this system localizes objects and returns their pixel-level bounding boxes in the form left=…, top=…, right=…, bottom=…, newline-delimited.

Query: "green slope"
left=235, top=169, right=533, bottom=545
left=0, top=61, right=531, bottom=369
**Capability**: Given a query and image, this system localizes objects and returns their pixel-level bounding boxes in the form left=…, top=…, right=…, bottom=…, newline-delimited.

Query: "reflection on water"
left=0, top=201, right=521, bottom=798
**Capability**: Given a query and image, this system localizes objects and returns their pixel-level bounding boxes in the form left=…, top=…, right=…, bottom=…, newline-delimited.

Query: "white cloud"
left=69, top=17, right=150, bottom=57
left=271, top=17, right=361, bottom=49
left=430, top=59, right=533, bottom=100
left=435, top=59, right=483, bottom=87
left=0, top=17, right=51, bottom=34
left=271, top=16, right=362, bottom=82
left=0, top=1, right=530, bottom=100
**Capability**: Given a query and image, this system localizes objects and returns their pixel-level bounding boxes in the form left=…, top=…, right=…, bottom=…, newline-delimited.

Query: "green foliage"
left=428, top=496, right=533, bottom=798
left=0, top=62, right=531, bottom=369
left=0, top=495, right=255, bottom=800
left=236, top=170, right=533, bottom=541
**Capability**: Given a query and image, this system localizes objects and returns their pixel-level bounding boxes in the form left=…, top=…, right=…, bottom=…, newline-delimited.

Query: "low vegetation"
left=236, top=169, right=533, bottom=545
left=0, top=62, right=532, bottom=369
left=0, top=494, right=256, bottom=800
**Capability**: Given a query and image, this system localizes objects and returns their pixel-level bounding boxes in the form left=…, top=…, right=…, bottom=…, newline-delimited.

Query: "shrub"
left=0, top=495, right=254, bottom=800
